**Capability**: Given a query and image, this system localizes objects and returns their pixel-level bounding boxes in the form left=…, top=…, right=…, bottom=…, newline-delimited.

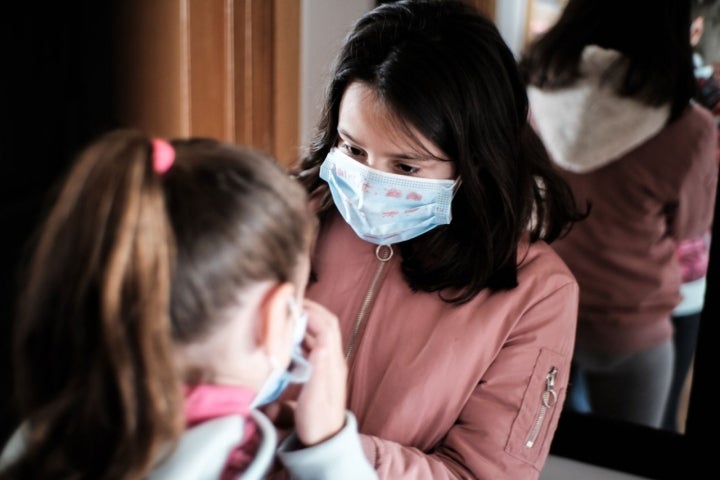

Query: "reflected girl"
left=519, top=0, right=718, bottom=429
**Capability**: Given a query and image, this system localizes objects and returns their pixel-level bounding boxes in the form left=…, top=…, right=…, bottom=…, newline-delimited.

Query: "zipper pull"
left=525, top=366, right=559, bottom=448
left=543, top=366, right=558, bottom=408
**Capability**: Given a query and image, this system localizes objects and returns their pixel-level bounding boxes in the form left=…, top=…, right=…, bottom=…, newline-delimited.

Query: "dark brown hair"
left=294, top=0, right=585, bottom=304
left=2, top=129, right=312, bottom=479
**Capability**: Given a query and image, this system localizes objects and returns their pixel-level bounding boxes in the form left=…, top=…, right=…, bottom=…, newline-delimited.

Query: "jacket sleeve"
left=277, top=411, right=378, bottom=480
left=356, top=280, right=579, bottom=480
left=669, top=105, right=718, bottom=240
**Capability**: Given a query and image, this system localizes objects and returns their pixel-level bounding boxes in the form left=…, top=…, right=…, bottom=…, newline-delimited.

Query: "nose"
left=363, top=154, right=389, bottom=173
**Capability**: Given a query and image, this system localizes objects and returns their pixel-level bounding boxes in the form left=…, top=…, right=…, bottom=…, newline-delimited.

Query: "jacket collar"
left=148, top=410, right=277, bottom=480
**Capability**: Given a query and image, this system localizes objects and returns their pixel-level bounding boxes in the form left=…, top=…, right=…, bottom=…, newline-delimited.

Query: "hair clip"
left=151, top=138, right=175, bottom=174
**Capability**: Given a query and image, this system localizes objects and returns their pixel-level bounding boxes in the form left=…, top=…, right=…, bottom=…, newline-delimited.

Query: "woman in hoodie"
left=519, top=0, right=718, bottom=429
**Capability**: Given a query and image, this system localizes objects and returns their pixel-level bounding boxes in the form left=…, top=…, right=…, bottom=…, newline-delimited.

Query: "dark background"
left=0, top=1, right=118, bottom=445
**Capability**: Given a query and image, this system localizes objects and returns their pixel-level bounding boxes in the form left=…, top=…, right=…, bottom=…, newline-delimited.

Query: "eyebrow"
left=337, top=127, right=449, bottom=162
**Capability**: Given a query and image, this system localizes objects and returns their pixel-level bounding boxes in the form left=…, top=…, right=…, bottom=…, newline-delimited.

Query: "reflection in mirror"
left=520, top=0, right=719, bottom=437
left=663, top=0, right=720, bottom=435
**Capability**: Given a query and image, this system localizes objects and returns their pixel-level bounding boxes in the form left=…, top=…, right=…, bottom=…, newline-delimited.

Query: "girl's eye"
left=341, top=143, right=363, bottom=157
left=397, top=163, right=420, bottom=175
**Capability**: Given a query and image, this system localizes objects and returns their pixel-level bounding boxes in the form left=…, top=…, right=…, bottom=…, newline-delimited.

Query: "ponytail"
left=5, top=130, right=182, bottom=479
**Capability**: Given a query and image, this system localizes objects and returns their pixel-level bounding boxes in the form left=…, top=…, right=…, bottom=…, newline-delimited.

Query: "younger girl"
left=0, top=129, right=376, bottom=479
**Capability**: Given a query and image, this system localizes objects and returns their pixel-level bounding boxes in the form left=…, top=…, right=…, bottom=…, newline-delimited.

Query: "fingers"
left=292, top=299, right=348, bottom=445
left=298, top=299, right=343, bottom=356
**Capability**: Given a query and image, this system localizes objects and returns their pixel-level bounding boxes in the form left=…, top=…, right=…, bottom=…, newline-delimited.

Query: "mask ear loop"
left=287, top=297, right=308, bottom=344
left=286, top=297, right=312, bottom=382
left=451, top=177, right=462, bottom=197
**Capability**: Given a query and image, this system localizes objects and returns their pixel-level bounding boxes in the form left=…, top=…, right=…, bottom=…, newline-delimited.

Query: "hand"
left=293, top=299, right=348, bottom=446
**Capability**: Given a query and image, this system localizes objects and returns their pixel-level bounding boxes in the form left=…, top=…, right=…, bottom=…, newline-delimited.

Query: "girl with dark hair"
left=0, top=129, right=376, bottom=479
left=282, top=0, right=585, bottom=478
left=520, top=0, right=718, bottom=429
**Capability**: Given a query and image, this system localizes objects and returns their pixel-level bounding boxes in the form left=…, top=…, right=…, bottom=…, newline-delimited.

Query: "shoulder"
left=650, top=103, right=715, bottom=155
left=513, top=240, right=580, bottom=335
left=682, top=102, right=716, bottom=132
left=461, top=239, right=578, bottom=335
left=455, top=239, right=580, bottom=360
left=517, top=239, right=578, bottom=292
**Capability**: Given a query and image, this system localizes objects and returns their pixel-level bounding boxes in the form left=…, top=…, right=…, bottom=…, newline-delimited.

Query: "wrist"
left=298, top=414, right=346, bottom=447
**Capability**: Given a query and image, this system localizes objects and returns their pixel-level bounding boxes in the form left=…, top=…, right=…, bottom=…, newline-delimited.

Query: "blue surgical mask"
left=251, top=298, right=312, bottom=408
left=319, top=148, right=458, bottom=245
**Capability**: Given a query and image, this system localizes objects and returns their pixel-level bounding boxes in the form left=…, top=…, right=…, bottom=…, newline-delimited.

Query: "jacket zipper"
left=525, top=366, right=558, bottom=448
left=344, top=244, right=394, bottom=361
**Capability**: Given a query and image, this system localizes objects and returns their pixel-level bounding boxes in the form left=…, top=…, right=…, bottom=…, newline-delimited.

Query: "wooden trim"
left=524, top=0, right=533, bottom=49
left=466, top=0, right=495, bottom=19
left=114, top=0, right=188, bottom=137
left=187, top=0, right=231, bottom=140
left=273, top=0, right=301, bottom=167
left=233, top=0, right=273, bottom=152
left=250, top=1, right=274, bottom=153
left=114, top=0, right=301, bottom=164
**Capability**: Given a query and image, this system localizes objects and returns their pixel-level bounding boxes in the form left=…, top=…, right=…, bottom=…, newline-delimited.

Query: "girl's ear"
left=257, top=282, right=295, bottom=360
left=691, top=16, right=705, bottom=47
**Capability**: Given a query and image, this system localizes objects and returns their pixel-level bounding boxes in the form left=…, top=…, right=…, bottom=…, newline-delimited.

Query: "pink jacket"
left=306, top=212, right=579, bottom=479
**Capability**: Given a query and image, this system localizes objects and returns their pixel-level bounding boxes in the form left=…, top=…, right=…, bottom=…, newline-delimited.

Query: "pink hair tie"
left=151, top=138, right=175, bottom=174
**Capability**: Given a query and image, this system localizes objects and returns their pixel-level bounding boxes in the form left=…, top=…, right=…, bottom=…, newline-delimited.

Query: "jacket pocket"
left=505, top=348, right=567, bottom=468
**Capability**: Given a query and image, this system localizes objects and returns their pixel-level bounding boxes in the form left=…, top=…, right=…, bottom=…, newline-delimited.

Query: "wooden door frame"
left=114, top=0, right=300, bottom=167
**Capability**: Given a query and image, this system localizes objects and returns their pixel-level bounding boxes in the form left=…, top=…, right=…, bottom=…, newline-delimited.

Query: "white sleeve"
left=277, top=411, right=378, bottom=480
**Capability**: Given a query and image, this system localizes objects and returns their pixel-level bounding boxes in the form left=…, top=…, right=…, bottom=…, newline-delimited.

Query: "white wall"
left=300, top=0, right=528, bottom=145
left=495, top=0, right=528, bottom=58
left=300, top=0, right=374, bottom=147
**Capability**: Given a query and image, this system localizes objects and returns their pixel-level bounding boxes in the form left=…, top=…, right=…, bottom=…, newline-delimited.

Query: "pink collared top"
left=183, top=384, right=260, bottom=479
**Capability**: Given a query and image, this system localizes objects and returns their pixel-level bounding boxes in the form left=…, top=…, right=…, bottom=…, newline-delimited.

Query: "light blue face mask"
left=319, top=148, right=459, bottom=245
left=251, top=298, right=312, bottom=408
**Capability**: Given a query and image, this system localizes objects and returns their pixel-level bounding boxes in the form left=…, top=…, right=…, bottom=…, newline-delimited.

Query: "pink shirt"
left=184, top=384, right=259, bottom=479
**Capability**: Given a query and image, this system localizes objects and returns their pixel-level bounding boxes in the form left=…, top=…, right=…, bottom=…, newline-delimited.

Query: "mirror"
left=522, top=0, right=717, bottom=436
left=550, top=192, right=718, bottom=478
left=517, top=0, right=719, bottom=477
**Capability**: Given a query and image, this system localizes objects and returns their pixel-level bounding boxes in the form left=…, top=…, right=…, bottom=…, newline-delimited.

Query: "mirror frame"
left=549, top=184, right=719, bottom=479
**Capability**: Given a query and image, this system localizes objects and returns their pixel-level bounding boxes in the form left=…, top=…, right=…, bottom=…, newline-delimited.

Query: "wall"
left=300, top=0, right=374, bottom=146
